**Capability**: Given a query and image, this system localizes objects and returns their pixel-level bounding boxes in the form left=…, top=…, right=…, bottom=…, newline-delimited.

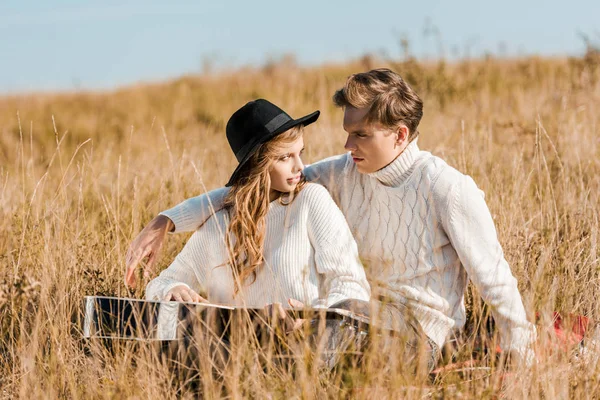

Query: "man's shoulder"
left=411, top=152, right=454, bottom=184
left=414, top=152, right=472, bottom=200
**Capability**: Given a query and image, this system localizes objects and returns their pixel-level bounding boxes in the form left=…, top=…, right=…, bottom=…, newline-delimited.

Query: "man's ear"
left=396, top=125, right=409, bottom=145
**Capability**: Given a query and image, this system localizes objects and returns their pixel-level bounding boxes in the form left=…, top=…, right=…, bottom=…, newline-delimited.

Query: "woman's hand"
left=164, top=285, right=208, bottom=303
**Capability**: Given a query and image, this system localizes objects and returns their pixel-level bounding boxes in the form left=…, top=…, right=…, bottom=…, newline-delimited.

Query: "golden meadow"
left=0, top=52, right=599, bottom=398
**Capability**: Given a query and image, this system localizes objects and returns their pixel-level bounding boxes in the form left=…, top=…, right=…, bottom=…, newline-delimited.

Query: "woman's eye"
left=279, top=155, right=290, bottom=161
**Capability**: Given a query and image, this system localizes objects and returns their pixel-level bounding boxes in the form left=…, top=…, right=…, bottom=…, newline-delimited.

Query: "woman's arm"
left=304, top=184, right=371, bottom=307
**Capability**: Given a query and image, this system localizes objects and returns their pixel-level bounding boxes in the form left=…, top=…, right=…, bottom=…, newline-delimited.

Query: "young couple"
left=125, top=68, right=536, bottom=371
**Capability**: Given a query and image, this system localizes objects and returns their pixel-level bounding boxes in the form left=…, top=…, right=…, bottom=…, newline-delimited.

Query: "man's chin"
left=355, top=164, right=370, bottom=174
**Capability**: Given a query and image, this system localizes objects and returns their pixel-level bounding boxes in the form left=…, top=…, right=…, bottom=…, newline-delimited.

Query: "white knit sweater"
left=147, top=183, right=371, bottom=308
left=161, top=141, right=536, bottom=355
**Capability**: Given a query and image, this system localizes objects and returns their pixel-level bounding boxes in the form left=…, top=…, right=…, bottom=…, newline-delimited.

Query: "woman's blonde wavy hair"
left=223, top=126, right=305, bottom=294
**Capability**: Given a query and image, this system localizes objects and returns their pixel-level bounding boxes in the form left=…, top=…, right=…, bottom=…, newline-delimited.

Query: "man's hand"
left=288, top=298, right=305, bottom=308
left=164, top=285, right=208, bottom=303
left=287, top=298, right=306, bottom=332
left=124, top=214, right=174, bottom=288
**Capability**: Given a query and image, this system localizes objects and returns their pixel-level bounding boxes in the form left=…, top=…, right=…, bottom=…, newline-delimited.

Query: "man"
left=125, top=69, right=536, bottom=369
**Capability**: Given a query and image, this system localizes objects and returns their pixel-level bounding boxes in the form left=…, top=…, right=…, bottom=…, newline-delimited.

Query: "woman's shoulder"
left=296, top=182, right=337, bottom=209
left=299, top=182, right=333, bottom=197
left=297, top=183, right=349, bottom=241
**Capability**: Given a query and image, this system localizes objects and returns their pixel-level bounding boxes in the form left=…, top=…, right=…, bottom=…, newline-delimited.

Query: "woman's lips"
left=352, top=156, right=364, bottom=163
left=287, top=175, right=301, bottom=183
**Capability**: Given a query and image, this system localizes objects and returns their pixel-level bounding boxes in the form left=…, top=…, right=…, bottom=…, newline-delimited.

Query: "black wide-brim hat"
left=225, top=99, right=320, bottom=187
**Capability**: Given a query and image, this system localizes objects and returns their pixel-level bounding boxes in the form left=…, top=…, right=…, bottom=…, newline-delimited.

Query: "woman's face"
left=269, top=135, right=305, bottom=200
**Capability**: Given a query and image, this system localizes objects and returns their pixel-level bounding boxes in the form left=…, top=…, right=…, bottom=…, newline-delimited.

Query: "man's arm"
left=441, top=175, right=536, bottom=362
left=125, top=153, right=349, bottom=288
left=303, top=153, right=349, bottom=204
left=160, top=187, right=229, bottom=233
left=124, top=187, right=228, bottom=288
left=157, top=153, right=349, bottom=234
left=145, top=229, right=208, bottom=302
left=161, top=153, right=350, bottom=234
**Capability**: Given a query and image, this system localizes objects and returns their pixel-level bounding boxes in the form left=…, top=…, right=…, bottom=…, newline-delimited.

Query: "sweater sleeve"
left=441, top=175, right=536, bottom=360
left=304, top=184, right=371, bottom=307
left=159, top=187, right=229, bottom=233
left=303, top=153, right=350, bottom=204
left=145, top=229, right=209, bottom=301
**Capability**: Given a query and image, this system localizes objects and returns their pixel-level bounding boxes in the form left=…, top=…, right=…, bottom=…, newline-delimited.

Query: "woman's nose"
left=294, top=156, right=304, bottom=172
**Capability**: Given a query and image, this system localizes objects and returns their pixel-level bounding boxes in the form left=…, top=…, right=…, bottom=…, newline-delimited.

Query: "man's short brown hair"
left=333, top=68, right=423, bottom=141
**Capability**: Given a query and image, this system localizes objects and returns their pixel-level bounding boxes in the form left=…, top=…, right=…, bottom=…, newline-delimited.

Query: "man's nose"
left=344, top=135, right=356, bottom=151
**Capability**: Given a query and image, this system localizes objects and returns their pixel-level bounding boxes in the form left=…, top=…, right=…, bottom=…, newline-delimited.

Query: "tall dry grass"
left=1, top=53, right=599, bottom=398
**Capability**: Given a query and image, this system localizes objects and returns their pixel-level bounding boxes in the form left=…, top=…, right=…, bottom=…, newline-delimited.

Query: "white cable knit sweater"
left=147, top=183, right=371, bottom=308
left=160, top=141, right=536, bottom=355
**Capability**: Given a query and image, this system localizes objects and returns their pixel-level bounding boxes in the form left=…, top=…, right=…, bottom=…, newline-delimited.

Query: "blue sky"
left=1, top=0, right=599, bottom=93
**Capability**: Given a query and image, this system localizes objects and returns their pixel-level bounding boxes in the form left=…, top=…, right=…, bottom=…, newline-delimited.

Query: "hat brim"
left=225, top=110, right=320, bottom=187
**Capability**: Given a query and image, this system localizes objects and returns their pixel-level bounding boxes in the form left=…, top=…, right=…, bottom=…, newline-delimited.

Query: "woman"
left=145, top=99, right=370, bottom=308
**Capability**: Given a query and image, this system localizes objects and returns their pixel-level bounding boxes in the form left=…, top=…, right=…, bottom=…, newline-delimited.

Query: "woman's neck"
left=269, top=189, right=296, bottom=205
left=269, top=190, right=280, bottom=203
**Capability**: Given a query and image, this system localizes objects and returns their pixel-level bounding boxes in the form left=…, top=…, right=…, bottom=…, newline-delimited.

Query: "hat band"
left=265, top=113, right=291, bottom=133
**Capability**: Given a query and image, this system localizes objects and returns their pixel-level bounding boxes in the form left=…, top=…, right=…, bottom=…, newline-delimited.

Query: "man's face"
left=343, top=106, right=404, bottom=174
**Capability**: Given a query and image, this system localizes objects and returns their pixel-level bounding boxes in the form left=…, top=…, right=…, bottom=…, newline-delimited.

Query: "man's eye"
left=355, top=133, right=366, bottom=138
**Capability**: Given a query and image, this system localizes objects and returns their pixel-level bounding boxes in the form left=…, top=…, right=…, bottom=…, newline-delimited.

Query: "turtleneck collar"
left=368, top=139, right=420, bottom=187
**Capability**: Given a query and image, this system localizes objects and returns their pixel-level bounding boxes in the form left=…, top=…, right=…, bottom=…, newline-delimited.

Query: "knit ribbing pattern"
left=149, top=183, right=370, bottom=308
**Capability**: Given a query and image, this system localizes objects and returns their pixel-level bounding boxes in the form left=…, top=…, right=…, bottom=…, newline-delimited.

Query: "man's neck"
left=381, top=140, right=410, bottom=170
left=368, top=139, right=420, bottom=187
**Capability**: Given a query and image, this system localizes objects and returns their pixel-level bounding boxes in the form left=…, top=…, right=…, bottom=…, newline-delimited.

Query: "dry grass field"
left=1, top=52, right=599, bottom=398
